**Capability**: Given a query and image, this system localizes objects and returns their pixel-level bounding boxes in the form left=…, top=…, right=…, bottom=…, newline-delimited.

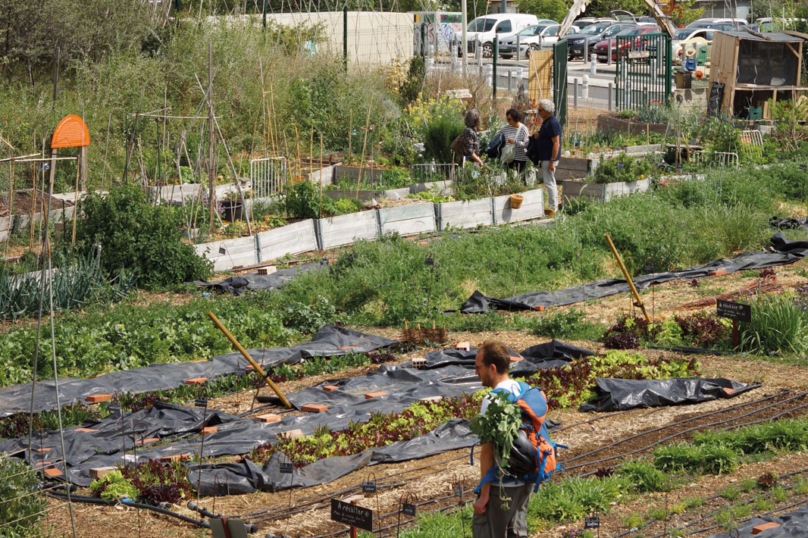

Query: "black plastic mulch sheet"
left=705, top=506, right=808, bottom=538
left=411, top=340, right=593, bottom=375
left=579, top=377, right=757, bottom=412
left=460, top=234, right=808, bottom=313
left=194, top=263, right=321, bottom=295
left=771, top=216, right=808, bottom=231
left=188, top=420, right=477, bottom=496
left=0, top=325, right=397, bottom=417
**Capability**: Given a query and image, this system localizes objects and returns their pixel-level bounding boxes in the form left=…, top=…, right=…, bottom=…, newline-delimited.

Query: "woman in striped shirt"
left=496, top=108, right=530, bottom=174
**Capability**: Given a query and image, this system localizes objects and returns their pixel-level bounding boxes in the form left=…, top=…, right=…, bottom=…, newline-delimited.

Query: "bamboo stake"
left=318, top=133, right=324, bottom=219
left=71, top=152, right=80, bottom=244
left=348, top=109, right=352, bottom=160
left=206, top=311, right=291, bottom=408
left=5, top=159, right=14, bottom=256
left=295, top=126, right=301, bottom=178
left=309, top=126, right=314, bottom=177
left=604, top=233, right=650, bottom=323
left=355, top=96, right=374, bottom=199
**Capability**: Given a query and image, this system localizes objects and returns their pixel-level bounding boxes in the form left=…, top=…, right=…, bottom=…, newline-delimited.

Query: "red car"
left=594, top=26, right=660, bottom=62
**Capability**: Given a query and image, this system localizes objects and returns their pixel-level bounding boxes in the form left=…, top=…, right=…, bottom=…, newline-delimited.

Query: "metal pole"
left=208, top=43, right=215, bottom=235
left=421, top=22, right=426, bottom=58
left=343, top=6, right=348, bottom=71
left=608, top=40, right=613, bottom=66
left=493, top=40, right=498, bottom=99
left=461, top=0, right=468, bottom=77
left=516, top=34, right=521, bottom=61
left=207, top=311, right=292, bottom=408
left=574, top=78, right=578, bottom=109
left=608, top=82, right=613, bottom=111
left=508, top=70, right=513, bottom=92
left=262, top=0, right=266, bottom=29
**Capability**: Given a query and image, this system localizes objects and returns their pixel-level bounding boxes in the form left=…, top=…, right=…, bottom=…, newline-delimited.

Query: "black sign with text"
left=280, top=462, right=294, bottom=474
left=361, top=481, right=377, bottom=494
left=331, top=499, right=374, bottom=531
left=585, top=516, right=600, bottom=529
left=194, top=397, right=208, bottom=408
left=717, top=299, right=751, bottom=323
left=402, top=503, right=417, bottom=517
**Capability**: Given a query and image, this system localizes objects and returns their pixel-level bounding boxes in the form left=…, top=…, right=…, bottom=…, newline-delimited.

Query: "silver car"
left=566, top=21, right=636, bottom=60
left=498, top=24, right=575, bottom=58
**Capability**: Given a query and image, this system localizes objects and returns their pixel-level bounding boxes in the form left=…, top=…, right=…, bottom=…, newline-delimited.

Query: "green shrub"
left=592, top=153, right=656, bottom=184
left=620, top=461, right=666, bottom=492
left=78, top=184, right=212, bottom=289
left=281, top=180, right=337, bottom=219
left=400, top=56, right=425, bottom=107
left=533, top=310, right=604, bottom=341
left=334, top=198, right=364, bottom=215
left=0, top=455, right=47, bottom=537
left=739, top=294, right=808, bottom=356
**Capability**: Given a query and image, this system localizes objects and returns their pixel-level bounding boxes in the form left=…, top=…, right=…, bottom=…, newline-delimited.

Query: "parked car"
left=755, top=17, right=807, bottom=31
left=571, top=17, right=615, bottom=30
left=498, top=23, right=574, bottom=58
left=462, top=13, right=539, bottom=57
left=593, top=26, right=660, bottom=62
left=566, top=21, right=637, bottom=60
left=672, top=27, right=715, bottom=63
left=686, top=17, right=747, bottom=28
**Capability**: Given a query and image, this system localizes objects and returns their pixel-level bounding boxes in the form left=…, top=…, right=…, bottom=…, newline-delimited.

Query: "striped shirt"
left=496, top=123, right=530, bottom=162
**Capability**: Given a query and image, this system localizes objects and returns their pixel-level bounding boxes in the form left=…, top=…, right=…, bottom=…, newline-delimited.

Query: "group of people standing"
left=460, top=100, right=562, bottom=214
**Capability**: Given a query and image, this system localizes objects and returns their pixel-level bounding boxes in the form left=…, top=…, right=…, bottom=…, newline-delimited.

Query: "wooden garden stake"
left=71, top=152, right=80, bottom=244
left=319, top=134, right=325, bottom=219
left=310, top=125, right=314, bottom=173
left=355, top=95, right=374, bottom=199
left=348, top=109, right=353, bottom=159
left=295, top=126, right=301, bottom=177
left=604, top=233, right=650, bottom=323
left=5, top=159, right=13, bottom=257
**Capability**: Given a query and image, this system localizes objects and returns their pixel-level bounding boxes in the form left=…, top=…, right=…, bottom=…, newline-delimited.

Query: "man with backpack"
left=472, top=341, right=558, bottom=538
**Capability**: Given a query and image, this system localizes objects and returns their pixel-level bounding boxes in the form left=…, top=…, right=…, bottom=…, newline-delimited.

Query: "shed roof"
left=719, top=29, right=806, bottom=42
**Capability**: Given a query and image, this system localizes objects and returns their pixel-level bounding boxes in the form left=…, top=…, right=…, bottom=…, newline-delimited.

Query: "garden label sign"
left=716, top=299, right=751, bottom=347
left=331, top=499, right=374, bottom=531
left=585, top=515, right=600, bottom=528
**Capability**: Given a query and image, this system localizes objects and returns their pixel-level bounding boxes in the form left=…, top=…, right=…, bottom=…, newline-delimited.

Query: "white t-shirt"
left=480, top=379, right=524, bottom=416
left=479, top=379, right=527, bottom=486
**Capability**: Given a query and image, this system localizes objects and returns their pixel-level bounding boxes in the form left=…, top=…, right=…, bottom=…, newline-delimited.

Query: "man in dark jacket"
left=527, top=99, right=562, bottom=214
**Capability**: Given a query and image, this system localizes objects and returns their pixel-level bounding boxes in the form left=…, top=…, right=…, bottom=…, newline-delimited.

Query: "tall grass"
left=274, top=165, right=807, bottom=326
left=739, top=294, right=808, bottom=356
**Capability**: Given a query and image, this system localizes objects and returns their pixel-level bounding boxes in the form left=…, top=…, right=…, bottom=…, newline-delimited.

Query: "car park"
left=593, top=25, right=660, bottom=62
left=566, top=21, right=637, bottom=60
left=571, top=17, right=616, bottom=30
left=686, top=17, right=747, bottom=28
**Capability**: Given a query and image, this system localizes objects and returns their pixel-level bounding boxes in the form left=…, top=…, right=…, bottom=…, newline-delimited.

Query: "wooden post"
left=72, top=152, right=80, bottom=244
left=604, top=233, right=651, bottom=323
left=44, top=149, right=57, bottom=257
left=208, top=43, right=216, bottom=235
left=5, top=159, right=14, bottom=255
left=206, top=311, right=291, bottom=408
left=355, top=96, right=374, bottom=199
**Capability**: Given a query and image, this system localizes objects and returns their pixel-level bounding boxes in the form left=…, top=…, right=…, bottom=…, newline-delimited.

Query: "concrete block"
left=411, top=357, right=427, bottom=369
left=135, top=438, right=160, bottom=445
left=365, top=391, right=389, bottom=399
left=278, top=429, right=304, bottom=440
left=75, top=428, right=99, bottom=433
left=323, top=385, right=340, bottom=392
left=302, top=404, right=328, bottom=413
left=201, top=426, right=218, bottom=435
left=160, top=453, right=191, bottom=462
left=90, top=467, right=116, bottom=480
left=455, top=342, right=471, bottom=351
left=257, top=266, right=277, bottom=276
left=708, top=270, right=727, bottom=276
left=257, top=414, right=282, bottom=423
left=43, top=468, right=63, bottom=478
left=86, top=394, right=112, bottom=403
left=420, top=396, right=443, bottom=403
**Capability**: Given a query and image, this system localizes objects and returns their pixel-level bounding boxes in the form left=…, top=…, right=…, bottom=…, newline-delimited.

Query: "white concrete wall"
left=213, top=12, right=413, bottom=67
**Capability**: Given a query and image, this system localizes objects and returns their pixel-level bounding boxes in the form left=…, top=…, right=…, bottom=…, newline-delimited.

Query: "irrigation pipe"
left=682, top=496, right=808, bottom=536
left=47, top=491, right=212, bottom=529
left=564, top=390, right=806, bottom=473
left=564, top=385, right=771, bottom=464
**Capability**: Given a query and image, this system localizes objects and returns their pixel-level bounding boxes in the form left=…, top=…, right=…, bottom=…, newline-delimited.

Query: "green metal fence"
left=614, top=33, right=672, bottom=110
left=553, top=39, right=568, bottom=127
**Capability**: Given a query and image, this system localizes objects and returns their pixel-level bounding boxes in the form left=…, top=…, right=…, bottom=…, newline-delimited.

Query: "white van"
left=462, top=13, right=539, bottom=57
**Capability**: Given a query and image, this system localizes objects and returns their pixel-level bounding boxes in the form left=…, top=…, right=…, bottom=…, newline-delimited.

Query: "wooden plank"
left=318, top=210, right=378, bottom=249
left=258, top=219, right=318, bottom=261
left=528, top=50, right=553, bottom=106
left=494, top=189, right=543, bottom=224
left=439, top=199, right=493, bottom=230
left=379, top=203, right=436, bottom=237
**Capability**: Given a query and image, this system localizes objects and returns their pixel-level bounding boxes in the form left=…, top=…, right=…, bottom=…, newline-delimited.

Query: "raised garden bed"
left=597, top=114, right=669, bottom=137
left=562, top=177, right=652, bottom=203
left=326, top=179, right=453, bottom=202
left=556, top=145, right=663, bottom=181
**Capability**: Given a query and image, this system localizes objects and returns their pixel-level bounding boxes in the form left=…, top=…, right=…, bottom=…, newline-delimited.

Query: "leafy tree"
left=77, top=184, right=212, bottom=289
left=516, top=0, right=571, bottom=23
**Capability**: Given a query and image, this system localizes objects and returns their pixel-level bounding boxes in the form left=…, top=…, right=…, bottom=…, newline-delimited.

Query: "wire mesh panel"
left=692, top=151, right=739, bottom=168
left=410, top=163, right=456, bottom=183
left=615, top=33, right=672, bottom=111
left=552, top=39, right=568, bottom=127
left=250, top=158, right=288, bottom=199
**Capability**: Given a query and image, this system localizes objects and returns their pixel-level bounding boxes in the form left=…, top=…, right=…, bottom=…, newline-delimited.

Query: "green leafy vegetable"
left=470, top=391, right=523, bottom=470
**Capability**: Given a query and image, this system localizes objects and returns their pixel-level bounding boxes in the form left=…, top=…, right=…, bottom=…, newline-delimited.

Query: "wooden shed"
left=707, top=30, right=807, bottom=118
